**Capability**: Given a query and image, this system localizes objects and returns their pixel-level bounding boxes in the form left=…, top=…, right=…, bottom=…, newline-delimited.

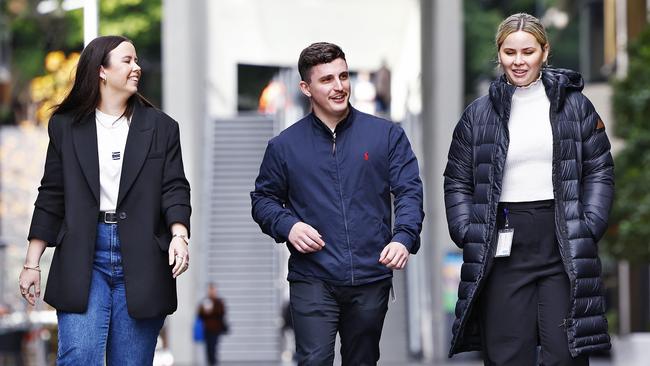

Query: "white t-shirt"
left=95, top=109, right=130, bottom=211
left=499, top=80, right=554, bottom=202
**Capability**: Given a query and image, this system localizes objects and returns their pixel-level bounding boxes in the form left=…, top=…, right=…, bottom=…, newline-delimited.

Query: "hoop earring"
left=101, top=77, right=107, bottom=85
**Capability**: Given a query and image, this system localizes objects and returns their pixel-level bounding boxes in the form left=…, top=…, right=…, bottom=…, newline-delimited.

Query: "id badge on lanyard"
left=495, top=207, right=514, bottom=257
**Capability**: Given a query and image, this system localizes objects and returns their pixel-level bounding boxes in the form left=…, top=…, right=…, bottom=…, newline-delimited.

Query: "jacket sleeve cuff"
left=392, top=232, right=416, bottom=253
left=165, top=205, right=192, bottom=237
left=276, top=216, right=300, bottom=243
left=28, top=208, right=63, bottom=246
left=28, top=225, right=58, bottom=246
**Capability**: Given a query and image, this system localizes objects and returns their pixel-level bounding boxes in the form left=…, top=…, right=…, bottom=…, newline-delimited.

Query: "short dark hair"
left=298, top=42, right=346, bottom=82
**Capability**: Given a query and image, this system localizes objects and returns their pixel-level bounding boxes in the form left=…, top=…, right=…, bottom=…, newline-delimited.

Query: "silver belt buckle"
left=104, top=211, right=117, bottom=224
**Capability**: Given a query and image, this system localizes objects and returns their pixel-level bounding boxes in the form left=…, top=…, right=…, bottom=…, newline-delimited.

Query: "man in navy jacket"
left=251, top=42, right=424, bottom=365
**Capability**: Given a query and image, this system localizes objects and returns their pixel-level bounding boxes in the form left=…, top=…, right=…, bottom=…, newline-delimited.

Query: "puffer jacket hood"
left=547, top=67, right=585, bottom=89
left=444, top=68, right=614, bottom=357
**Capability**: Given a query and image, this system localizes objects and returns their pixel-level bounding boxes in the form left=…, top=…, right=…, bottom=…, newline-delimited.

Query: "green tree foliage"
left=482, top=0, right=539, bottom=17
left=545, top=19, right=580, bottom=72
left=99, top=0, right=162, bottom=105
left=605, top=25, right=650, bottom=263
left=463, top=1, right=502, bottom=103
left=1, top=0, right=162, bottom=124
left=2, top=0, right=82, bottom=122
left=612, top=28, right=650, bottom=140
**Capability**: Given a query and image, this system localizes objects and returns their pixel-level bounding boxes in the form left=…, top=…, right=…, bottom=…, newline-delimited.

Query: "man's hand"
left=288, top=222, right=325, bottom=253
left=379, top=242, right=409, bottom=270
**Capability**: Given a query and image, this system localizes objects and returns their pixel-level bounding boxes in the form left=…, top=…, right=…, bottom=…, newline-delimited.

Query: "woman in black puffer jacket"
left=444, top=13, right=614, bottom=366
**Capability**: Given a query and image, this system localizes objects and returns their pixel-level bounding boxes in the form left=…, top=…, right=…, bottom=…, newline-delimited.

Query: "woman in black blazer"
left=18, top=35, right=191, bottom=365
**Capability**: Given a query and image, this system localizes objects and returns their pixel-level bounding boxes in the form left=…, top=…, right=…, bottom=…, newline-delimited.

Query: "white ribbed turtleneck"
left=499, top=80, right=554, bottom=202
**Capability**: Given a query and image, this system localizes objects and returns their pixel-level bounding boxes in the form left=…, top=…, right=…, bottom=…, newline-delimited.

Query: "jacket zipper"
left=332, top=131, right=355, bottom=284
left=454, top=95, right=510, bottom=353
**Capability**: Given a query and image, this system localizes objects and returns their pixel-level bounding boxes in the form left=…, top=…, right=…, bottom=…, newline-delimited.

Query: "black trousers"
left=289, top=277, right=392, bottom=366
left=480, top=200, right=589, bottom=366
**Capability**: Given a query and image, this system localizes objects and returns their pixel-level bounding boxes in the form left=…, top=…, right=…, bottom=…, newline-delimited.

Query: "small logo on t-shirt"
left=364, top=151, right=369, bottom=161
left=112, top=152, right=121, bottom=160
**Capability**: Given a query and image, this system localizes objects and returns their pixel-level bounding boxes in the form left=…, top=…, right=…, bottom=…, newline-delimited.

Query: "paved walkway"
left=202, top=358, right=614, bottom=366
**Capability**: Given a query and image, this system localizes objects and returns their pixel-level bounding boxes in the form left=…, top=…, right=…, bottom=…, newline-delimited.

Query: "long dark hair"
left=53, top=35, right=154, bottom=123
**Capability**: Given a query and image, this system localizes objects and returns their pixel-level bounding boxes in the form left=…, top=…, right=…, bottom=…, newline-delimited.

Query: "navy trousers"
left=204, top=332, right=220, bottom=365
left=289, top=277, right=392, bottom=366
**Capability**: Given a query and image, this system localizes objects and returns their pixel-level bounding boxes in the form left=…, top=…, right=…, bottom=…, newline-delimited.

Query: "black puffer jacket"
left=444, top=68, right=614, bottom=357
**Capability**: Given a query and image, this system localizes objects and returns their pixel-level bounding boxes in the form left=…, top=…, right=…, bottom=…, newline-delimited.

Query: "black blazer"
left=28, top=103, right=191, bottom=319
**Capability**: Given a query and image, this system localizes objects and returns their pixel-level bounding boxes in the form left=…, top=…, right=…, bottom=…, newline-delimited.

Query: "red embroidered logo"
left=364, top=152, right=369, bottom=161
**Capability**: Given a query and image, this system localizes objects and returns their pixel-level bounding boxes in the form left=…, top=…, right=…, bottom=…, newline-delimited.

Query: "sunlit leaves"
left=29, top=51, right=79, bottom=124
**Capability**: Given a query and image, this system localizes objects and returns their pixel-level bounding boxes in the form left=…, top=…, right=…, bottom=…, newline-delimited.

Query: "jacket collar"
left=72, top=113, right=100, bottom=203
left=310, top=104, right=355, bottom=136
left=489, top=67, right=585, bottom=117
left=488, top=75, right=517, bottom=118
left=540, top=67, right=584, bottom=111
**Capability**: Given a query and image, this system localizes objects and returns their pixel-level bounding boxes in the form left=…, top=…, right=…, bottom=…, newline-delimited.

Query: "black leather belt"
left=98, top=211, right=118, bottom=224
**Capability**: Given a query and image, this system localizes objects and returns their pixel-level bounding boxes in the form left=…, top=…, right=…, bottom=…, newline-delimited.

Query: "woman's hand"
left=19, top=239, right=47, bottom=305
left=19, top=265, right=41, bottom=306
left=168, top=237, right=189, bottom=278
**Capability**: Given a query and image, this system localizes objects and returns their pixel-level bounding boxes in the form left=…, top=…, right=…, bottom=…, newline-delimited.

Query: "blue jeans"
left=57, top=223, right=165, bottom=366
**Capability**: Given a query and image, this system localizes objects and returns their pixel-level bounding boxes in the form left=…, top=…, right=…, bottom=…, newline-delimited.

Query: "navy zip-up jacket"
left=251, top=107, right=424, bottom=285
